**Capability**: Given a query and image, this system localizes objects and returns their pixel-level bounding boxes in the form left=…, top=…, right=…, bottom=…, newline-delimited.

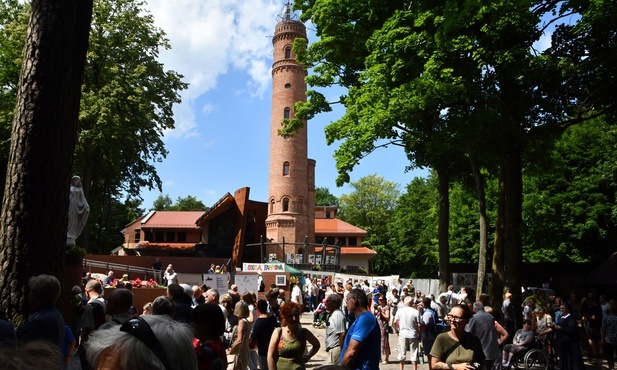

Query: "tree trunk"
left=0, top=0, right=93, bottom=325
left=502, top=146, right=523, bottom=326
left=436, top=166, right=451, bottom=292
left=470, top=155, right=488, bottom=298
left=490, top=164, right=506, bottom=311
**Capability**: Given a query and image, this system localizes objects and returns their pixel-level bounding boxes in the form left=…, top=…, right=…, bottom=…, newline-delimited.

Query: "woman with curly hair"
left=267, top=301, right=320, bottom=370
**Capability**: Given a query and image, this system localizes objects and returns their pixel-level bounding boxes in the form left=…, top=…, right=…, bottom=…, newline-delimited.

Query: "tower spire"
left=277, top=2, right=297, bottom=22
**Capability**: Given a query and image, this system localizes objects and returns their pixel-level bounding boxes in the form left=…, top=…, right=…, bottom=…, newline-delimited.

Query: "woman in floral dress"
left=374, top=293, right=391, bottom=364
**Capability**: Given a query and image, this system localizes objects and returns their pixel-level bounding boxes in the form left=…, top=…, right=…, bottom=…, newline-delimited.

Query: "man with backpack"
left=79, top=280, right=106, bottom=370
left=420, top=296, right=446, bottom=370
left=467, top=301, right=509, bottom=370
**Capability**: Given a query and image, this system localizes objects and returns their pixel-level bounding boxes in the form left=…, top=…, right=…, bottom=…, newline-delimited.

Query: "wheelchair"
left=511, top=337, right=556, bottom=370
left=313, top=311, right=331, bottom=328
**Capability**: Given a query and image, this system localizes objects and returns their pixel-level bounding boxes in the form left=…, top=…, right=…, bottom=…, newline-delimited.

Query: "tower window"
left=285, top=46, right=291, bottom=59
left=270, top=199, right=275, bottom=213
left=285, top=83, right=291, bottom=89
left=283, top=162, right=290, bottom=176
left=283, top=108, right=290, bottom=119
left=283, top=198, right=289, bottom=212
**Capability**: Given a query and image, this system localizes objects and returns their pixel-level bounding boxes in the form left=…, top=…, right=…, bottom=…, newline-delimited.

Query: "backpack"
left=426, top=308, right=448, bottom=335
left=89, top=300, right=107, bottom=330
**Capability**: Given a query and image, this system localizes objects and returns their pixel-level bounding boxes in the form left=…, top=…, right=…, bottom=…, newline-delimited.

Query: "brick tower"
left=266, top=3, right=315, bottom=251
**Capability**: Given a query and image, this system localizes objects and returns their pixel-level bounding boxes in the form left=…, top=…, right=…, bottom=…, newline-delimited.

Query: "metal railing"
left=83, top=258, right=155, bottom=281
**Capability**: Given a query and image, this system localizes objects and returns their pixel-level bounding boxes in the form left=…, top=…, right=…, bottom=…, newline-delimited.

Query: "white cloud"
left=201, top=103, right=215, bottom=115
left=164, top=101, right=199, bottom=139
left=144, top=0, right=281, bottom=138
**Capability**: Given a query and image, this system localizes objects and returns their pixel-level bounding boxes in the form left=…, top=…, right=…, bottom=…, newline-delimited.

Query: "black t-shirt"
left=250, top=316, right=279, bottom=355
left=153, top=261, right=163, bottom=271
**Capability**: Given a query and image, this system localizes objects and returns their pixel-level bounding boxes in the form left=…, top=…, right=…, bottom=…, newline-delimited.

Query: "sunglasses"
left=120, top=317, right=171, bottom=370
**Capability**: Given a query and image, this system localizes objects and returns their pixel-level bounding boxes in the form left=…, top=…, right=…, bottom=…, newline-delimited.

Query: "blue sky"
left=139, top=0, right=427, bottom=209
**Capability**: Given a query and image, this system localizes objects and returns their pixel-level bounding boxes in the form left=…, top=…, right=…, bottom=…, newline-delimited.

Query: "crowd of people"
left=0, top=271, right=616, bottom=370
left=304, top=276, right=617, bottom=370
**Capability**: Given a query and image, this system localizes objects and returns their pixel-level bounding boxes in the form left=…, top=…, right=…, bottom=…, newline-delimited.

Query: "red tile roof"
left=315, top=219, right=367, bottom=235
left=341, top=247, right=377, bottom=255
left=143, top=211, right=204, bottom=228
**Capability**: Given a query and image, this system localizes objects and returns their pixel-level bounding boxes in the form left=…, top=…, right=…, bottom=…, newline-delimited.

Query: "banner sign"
left=242, top=263, right=285, bottom=272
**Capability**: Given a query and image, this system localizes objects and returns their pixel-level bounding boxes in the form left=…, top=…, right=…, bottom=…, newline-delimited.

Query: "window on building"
left=177, top=232, right=186, bottom=242
left=348, top=236, right=357, bottom=246
left=284, top=108, right=290, bottom=119
left=155, top=232, right=164, bottom=242
left=325, top=211, right=331, bottom=219
left=283, top=198, right=289, bottom=212
left=167, top=232, right=175, bottom=242
left=283, top=162, right=290, bottom=176
left=134, top=229, right=141, bottom=243
left=285, top=83, right=291, bottom=89
left=145, top=231, right=153, bottom=241
left=285, top=46, right=291, bottom=59
left=270, top=199, right=275, bottom=213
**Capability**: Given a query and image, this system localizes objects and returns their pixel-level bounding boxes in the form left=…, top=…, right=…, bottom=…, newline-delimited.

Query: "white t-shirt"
left=395, top=306, right=420, bottom=339
left=291, top=285, right=302, bottom=304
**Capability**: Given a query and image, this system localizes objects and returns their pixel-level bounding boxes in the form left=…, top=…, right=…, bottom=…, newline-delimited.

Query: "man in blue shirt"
left=340, top=288, right=381, bottom=369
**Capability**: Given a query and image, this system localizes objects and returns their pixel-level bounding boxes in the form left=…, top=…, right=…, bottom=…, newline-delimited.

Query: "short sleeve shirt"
left=430, top=332, right=485, bottom=365
left=325, top=309, right=346, bottom=350
left=340, top=311, right=380, bottom=370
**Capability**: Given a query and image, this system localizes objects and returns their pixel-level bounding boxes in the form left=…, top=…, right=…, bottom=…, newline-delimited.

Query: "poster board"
left=234, top=274, right=259, bottom=295
left=276, top=275, right=287, bottom=286
left=202, top=273, right=229, bottom=292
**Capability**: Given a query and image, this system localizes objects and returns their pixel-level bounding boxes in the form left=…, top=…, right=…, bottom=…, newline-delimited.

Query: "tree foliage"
left=522, top=117, right=617, bottom=264
left=385, top=175, right=439, bottom=277
left=294, top=0, right=617, bottom=301
left=0, top=1, right=27, bottom=193
left=338, top=175, right=399, bottom=248
left=152, top=194, right=207, bottom=212
left=315, top=186, right=338, bottom=206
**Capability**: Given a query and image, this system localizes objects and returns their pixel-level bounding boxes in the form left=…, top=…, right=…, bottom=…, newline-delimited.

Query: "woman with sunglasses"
left=267, top=301, right=320, bottom=370
left=430, top=304, right=485, bottom=370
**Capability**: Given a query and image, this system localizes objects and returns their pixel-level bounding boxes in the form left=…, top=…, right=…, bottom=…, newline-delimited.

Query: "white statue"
left=67, top=176, right=90, bottom=246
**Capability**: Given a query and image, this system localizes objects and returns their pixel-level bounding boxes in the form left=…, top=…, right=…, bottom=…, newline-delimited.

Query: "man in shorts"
left=394, top=296, right=421, bottom=370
